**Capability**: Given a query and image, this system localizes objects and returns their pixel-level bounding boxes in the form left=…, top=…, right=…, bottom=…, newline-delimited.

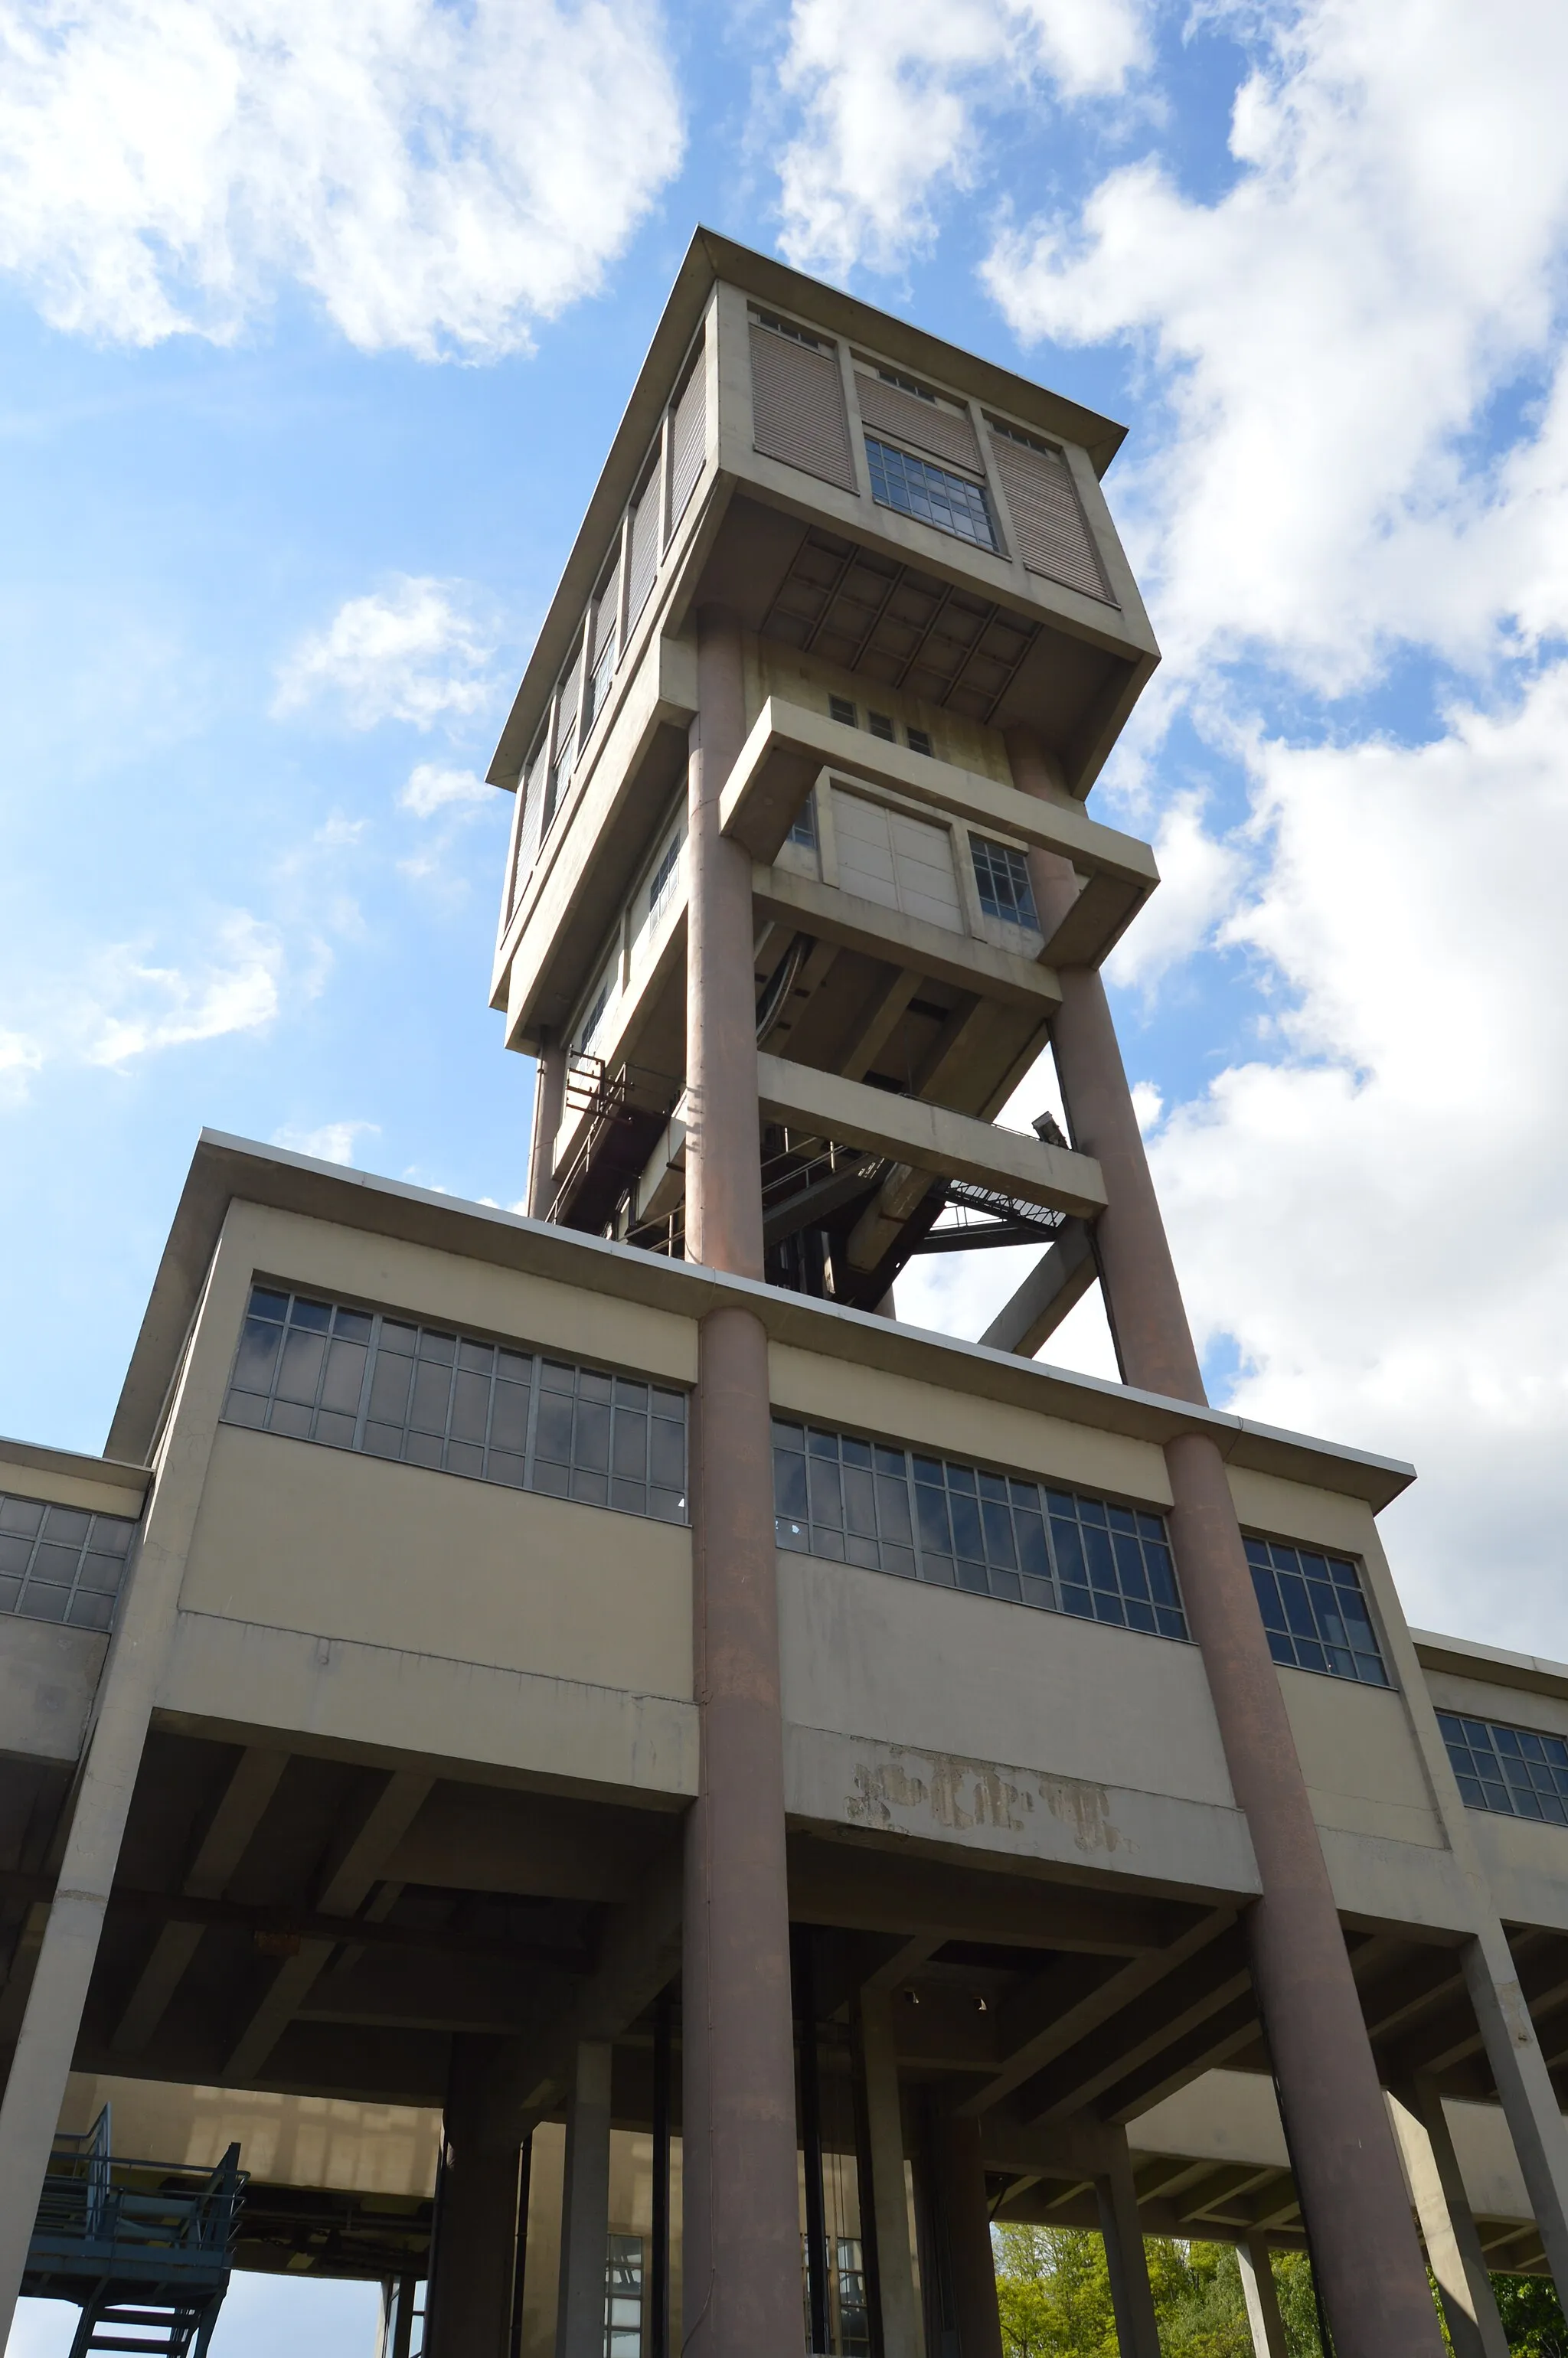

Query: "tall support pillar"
left=1462, top=1931, right=1568, bottom=2298
left=1236, top=2236, right=1288, bottom=2358
left=556, top=2040, right=613, bottom=2358
left=931, top=2108, right=1003, bottom=2358
left=1390, top=2082, right=1509, bottom=2358
left=425, top=2036, right=524, bottom=2358
left=527, top=1030, right=567, bottom=1218
left=1007, top=726, right=1445, bottom=2358
left=1093, top=2130, right=1160, bottom=2358
left=681, top=604, right=802, bottom=2358
left=857, top=1986, right=922, bottom=2358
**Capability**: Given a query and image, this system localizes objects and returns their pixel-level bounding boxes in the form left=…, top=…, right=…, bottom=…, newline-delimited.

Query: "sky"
left=5, top=0, right=1568, bottom=2347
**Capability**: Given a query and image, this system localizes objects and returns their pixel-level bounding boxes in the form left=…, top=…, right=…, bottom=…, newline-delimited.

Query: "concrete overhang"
left=486, top=227, right=1128, bottom=791
left=109, top=1132, right=1417, bottom=1514
left=721, top=695, right=1159, bottom=967
left=0, top=1434, right=151, bottom=1519
left=1413, top=1628, right=1568, bottom=1706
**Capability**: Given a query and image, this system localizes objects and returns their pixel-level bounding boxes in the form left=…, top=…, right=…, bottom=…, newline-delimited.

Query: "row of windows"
left=0, top=1491, right=139, bottom=1632
left=1439, top=1712, right=1568, bottom=1826
left=224, top=1287, right=688, bottom=1524
left=825, top=694, right=933, bottom=758
left=773, top=1420, right=1189, bottom=1640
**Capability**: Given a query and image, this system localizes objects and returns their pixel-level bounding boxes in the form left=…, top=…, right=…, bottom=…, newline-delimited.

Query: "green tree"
left=1493, top=2271, right=1568, bottom=2358
left=991, top=2224, right=1327, bottom=2358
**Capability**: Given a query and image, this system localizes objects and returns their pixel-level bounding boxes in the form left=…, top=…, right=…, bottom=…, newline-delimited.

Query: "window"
left=864, top=436, right=996, bottom=551
left=787, top=793, right=818, bottom=851
left=970, top=836, right=1038, bottom=928
left=224, top=1287, right=688, bottom=1524
left=576, top=971, right=614, bottom=1057
left=867, top=710, right=895, bottom=741
left=756, top=309, right=825, bottom=351
left=828, top=695, right=858, bottom=728
left=773, top=1422, right=1187, bottom=1638
left=1244, top=1538, right=1388, bottom=1686
left=0, top=1491, right=138, bottom=1633
left=605, top=2233, right=644, bottom=2358
left=1438, top=1712, right=1568, bottom=1825
left=906, top=727, right=933, bottom=757
left=646, top=832, right=681, bottom=927
left=876, top=366, right=936, bottom=403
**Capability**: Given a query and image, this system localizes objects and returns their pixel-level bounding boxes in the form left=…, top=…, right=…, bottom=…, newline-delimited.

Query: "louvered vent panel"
left=510, top=743, right=549, bottom=916
left=988, top=431, right=1115, bottom=605
left=750, top=325, right=858, bottom=491
left=626, top=480, right=659, bottom=630
left=590, top=566, right=619, bottom=665
left=856, top=374, right=982, bottom=473
left=667, top=353, right=707, bottom=534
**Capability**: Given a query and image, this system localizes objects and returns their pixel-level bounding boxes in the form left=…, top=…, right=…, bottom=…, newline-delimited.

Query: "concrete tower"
left=5, top=230, right=1568, bottom=2358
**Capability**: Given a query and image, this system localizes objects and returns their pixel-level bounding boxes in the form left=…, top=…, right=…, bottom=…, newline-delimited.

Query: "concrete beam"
left=113, top=1744, right=289, bottom=2055
left=556, top=2042, right=614, bottom=2358
left=978, top=1221, right=1098, bottom=1357
left=756, top=1053, right=1106, bottom=1218
left=224, top=1769, right=433, bottom=2083
left=1237, top=2236, right=1289, bottom=2358
left=1095, top=2128, right=1161, bottom=2358
left=753, top=865, right=1060, bottom=1014
left=1389, top=2083, right=1509, bottom=2358
left=788, top=1844, right=1197, bottom=1957
left=858, top=1984, right=922, bottom=2358
left=1016, top=1924, right=1252, bottom=2124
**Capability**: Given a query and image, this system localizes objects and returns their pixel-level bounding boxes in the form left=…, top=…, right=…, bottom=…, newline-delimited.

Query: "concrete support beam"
left=753, top=864, right=1060, bottom=1015
left=1463, top=1930, right=1568, bottom=2305
left=978, top=1220, right=1098, bottom=1357
left=858, top=1985, right=922, bottom=2358
left=1093, top=2129, right=1161, bottom=2358
left=756, top=1052, right=1106, bottom=1219
left=426, top=2035, right=524, bottom=2358
left=113, top=1744, right=289, bottom=2055
left=1236, top=2236, right=1289, bottom=2358
left=527, top=1034, right=567, bottom=1217
left=933, top=2109, right=1004, bottom=2358
left=224, top=1768, right=433, bottom=2082
left=556, top=2041, right=613, bottom=2358
left=1390, top=2082, right=1509, bottom=2358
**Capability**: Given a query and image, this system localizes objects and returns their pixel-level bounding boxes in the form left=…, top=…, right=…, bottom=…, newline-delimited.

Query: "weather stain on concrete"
left=844, top=1748, right=1122, bottom=1855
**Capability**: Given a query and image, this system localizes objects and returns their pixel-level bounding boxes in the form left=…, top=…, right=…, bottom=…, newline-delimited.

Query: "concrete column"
left=0, top=1253, right=240, bottom=2347
left=1007, top=724, right=1446, bottom=2358
left=526, top=1033, right=567, bottom=1220
left=1463, top=1931, right=1568, bottom=2301
left=931, top=2108, right=1002, bottom=2358
left=1390, top=2082, right=1509, bottom=2358
left=1093, top=2130, right=1160, bottom=2358
left=1236, top=2236, right=1288, bottom=2358
left=858, top=1987, right=922, bottom=2358
left=681, top=606, right=801, bottom=2358
left=425, top=2036, right=523, bottom=2358
left=556, top=2040, right=613, bottom=2358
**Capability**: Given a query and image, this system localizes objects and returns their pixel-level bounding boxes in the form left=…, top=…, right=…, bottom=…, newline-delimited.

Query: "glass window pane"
left=249, top=1286, right=289, bottom=1321
left=575, top=1401, right=611, bottom=1474
left=368, top=1352, right=413, bottom=1426
left=410, top=1360, right=453, bottom=1434
left=233, top=1317, right=283, bottom=1395
left=291, top=1298, right=332, bottom=1331
left=320, top=1340, right=368, bottom=1417
left=449, top=1370, right=492, bottom=1445
left=490, top=1380, right=531, bottom=1454
left=276, top=1329, right=326, bottom=1405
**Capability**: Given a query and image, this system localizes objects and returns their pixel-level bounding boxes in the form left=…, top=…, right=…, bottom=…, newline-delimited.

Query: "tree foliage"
left=1493, top=2272, right=1568, bottom=2358
left=991, top=2223, right=1331, bottom=2358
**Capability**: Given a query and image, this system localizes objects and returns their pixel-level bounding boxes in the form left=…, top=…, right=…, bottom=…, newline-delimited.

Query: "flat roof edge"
left=106, top=1132, right=1416, bottom=1514
left=0, top=1434, right=152, bottom=1497
left=1412, top=1627, right=1568, bottom=1703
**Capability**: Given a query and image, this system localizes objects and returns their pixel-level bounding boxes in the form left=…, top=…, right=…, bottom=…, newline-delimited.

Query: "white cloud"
left=984, top=0, right=1568, bottom=687
left=0, top=0, right=684, bottom=358
left=1105, top=789, right=1246, bottom=991
left=400, top=763, right=492, bottom=818
left=775, top=0, right=1148, bottom=275
left=273, top=1119, right=381, bottom=1167
left=0, top=910, right=287, bottom=1097
left=274, top=578, right=495, bottom=731
left=1143, top=670, right=1568, bottom=1644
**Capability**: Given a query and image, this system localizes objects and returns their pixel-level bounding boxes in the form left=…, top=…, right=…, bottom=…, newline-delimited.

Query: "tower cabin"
left=489, top=229, right=1158, bottom=1307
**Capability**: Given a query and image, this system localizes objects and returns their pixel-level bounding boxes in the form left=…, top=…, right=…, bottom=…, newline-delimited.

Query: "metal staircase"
left=24, top=2105, right=247, bottom=2357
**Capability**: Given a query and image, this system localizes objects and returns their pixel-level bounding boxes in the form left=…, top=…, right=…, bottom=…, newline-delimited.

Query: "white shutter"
left=832, top=790, right=962, bottom=933
left=987, top=426, right=1114, bottom=603
left=750, top=324, right=858, bottom=491
left=667, top=348, right=706, bottom=534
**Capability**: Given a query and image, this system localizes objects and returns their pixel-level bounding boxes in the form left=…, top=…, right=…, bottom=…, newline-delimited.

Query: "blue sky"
left=6, top=0, right=1568, bottom=2346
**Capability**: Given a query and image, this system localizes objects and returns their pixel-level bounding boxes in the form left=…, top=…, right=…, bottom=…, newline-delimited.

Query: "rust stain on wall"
left=843, top=1748, right=1122, bottom=1855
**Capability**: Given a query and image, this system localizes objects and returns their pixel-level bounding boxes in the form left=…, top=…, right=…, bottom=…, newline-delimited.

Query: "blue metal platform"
left=24, top=2107, right=247, bottom=2356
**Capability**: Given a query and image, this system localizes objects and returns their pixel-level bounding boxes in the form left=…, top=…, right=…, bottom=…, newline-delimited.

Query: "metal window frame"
left=223, top=1283, right=689, bottom=1529
left=1243, top=1534, right=1391, bottom=1689
left=1438, top=1710, right=1568, bottom=1826
left=771, top=1419, right=1188, bottom=1642
left=0, top=1489, right=138, bottom=1632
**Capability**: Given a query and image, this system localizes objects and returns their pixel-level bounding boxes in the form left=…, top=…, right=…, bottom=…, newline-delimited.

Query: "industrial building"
left=2, top=230, right=1567, bottom=2358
